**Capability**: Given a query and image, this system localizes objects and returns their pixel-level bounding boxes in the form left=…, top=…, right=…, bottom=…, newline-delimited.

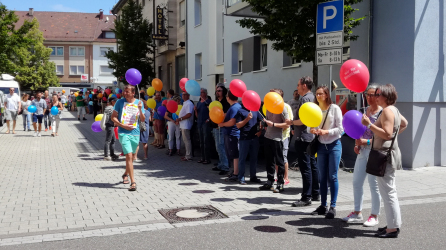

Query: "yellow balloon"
left=147, top=87, right=155, bottom=96
left=264, top=92, right=284, bottom=114
left=74, top=92, right=78, bottom=97
left=209, top=101, right=223, bottom=110
left=299, top=102, right=323, bottom=128
left=147, top=98, right=156, bottom=109
left=262, top=105, right=267, bottom=116
left=109, top=94, right=113, bottom=98
left=315, top=153, right=317, bottom=158
left=176, top=105, right=183, bottom=115
left=95, top=114, right=103, bottom=122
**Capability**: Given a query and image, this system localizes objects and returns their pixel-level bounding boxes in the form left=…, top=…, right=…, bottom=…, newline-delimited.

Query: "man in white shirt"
left=4, top=88, right=21, bottom=134
left=176, top=91, right=194, bottom=161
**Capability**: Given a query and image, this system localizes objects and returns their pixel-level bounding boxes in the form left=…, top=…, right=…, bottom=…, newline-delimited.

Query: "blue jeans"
left=212, top=128, right=228, bottom=171
left=88, top=104, right=93, bottom=114
left=238, top=137, right=260, bottom=182
left=22, top=113, right=31, bottom=130
left=317, top=139, right=342, bottom=208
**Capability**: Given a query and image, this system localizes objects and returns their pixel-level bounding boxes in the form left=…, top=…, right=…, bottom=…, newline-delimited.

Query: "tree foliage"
left=237, top=0, right=365, bottom=84
left=106, top=0, right=155, bottom=86
left=0, top=3, right=59, bottom=90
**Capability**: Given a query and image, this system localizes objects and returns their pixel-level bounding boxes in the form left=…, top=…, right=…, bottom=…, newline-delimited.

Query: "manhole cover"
left=158, top=205, right=228, bottom=224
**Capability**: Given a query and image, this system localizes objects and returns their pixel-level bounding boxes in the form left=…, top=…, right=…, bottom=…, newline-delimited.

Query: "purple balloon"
left=343, top=110, right=366, bottom=139
left=157, top=106, right=167, bottom=117
left=125, top=68, right=142, bottom=86
left=91, top=121, right=103, bottom=132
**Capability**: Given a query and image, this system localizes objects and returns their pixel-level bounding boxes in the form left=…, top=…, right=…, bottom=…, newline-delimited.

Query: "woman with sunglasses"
left=342, top=84, right=382, bottom=226
left=361, top=84, right=408, bottom=238
left=310, top=86, right=344, bottom=219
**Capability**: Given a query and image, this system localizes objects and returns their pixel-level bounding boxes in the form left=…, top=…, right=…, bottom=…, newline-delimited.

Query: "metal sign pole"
left=329, top=65, right=333, bottom=100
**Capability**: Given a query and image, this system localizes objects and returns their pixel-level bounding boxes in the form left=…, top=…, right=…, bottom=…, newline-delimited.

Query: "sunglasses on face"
left=366, top=94, right=376, bottom=97
left=375, top=93, right=382, bottom=97
left=216, top=90, right=222, bottom=92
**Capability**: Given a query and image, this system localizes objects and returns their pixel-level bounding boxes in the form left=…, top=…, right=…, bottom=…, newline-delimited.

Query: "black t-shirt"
left=209, top=97, right=231, bottom=128
left=235, top=107, right=262, bottom=140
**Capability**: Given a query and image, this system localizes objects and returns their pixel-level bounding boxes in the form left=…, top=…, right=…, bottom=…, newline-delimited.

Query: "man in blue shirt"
left=111, top=85, right=145, bottom=192
left=235, top=105, right=263, bottom=184
left=195, top=88, right=212, bottom=164
left=218, top=90, right=241, bottom=178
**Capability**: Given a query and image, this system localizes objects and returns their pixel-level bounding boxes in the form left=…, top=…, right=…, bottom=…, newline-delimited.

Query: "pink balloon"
left=162, top=100, right=168, bottom=106
left=242, top=90, right=261, bottom=111
left=230, top=79, right=247, bottom=97
left=179, top=78, right=188, bottom=92
left=340, top=59, right=370, bottom=93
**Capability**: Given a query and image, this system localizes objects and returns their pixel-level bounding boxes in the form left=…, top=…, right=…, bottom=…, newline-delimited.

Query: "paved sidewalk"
left=1, top=110, right=446, bottom=239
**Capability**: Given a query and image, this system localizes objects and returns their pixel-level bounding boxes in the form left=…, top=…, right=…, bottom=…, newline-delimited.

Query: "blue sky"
left=2, top=0, right=119, bottom=14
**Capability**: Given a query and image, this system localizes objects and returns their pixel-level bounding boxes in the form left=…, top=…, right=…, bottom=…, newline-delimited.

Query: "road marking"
left=2, top=195, right=446, bottom=246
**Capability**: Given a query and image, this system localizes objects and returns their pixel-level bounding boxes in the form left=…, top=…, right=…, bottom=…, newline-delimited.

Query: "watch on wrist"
left=367, top=124, right=371, bottom=129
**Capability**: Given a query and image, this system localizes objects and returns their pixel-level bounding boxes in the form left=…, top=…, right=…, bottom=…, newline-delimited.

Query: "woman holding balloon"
left=342, top=84, right=383, bottom=226
left=309, top=86, right=344, bottom=219
left=164, top=95, right=182, bottom=156
left=49, top=94, right=64, bottom=137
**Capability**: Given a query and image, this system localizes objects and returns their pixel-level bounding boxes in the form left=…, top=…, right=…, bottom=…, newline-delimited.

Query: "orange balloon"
left=152, top=78, right=163, bottom=91
left=97, top=93, right=103, bottom=98
left=209, top=107, right=225, bottom=124
left=264, top=92, right=284, bottom=114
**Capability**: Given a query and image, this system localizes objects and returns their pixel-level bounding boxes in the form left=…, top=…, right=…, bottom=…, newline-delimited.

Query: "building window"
left=100, top=65, right=114, bottom=75
left=142, top=0, right=145, bottom=7
left=56, top=65, right=64, bottom=75
left=238, top=43, right=243, bottom=73
left=260, top=38, right=267, bottom=68
left=49, top=46, right=64, bottom=56
left=158, top=66, right=163, bottom=82
left=104, top=31, right=116, bottom=39
left=100, top=47, right=113, bottom=57
left=291, top=57, right=302, bottom=66
left=195, top=53, right=202, bottom=79
left=194, top=0, right=201, bottom=26
left=283, top=51, right=302, bottom=67
left=180, top=1, right=186, bottom=27
left=70, top=65, right=85, bottom=75
left=70, top=47, right=85, bottom=56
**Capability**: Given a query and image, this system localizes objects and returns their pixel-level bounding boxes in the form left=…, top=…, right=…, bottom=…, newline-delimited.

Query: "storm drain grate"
left=158, top=205, right=228, bottom=224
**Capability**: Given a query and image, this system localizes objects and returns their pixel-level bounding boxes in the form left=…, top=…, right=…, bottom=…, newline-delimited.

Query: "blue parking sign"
left=317, top=0, right=344, bottom=34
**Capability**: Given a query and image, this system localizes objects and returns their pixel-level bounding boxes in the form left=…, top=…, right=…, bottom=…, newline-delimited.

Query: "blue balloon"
left=115, top=88, right=120, bottom=94
left=111, top=94, right=117, bottom=98
left=83, top=88, right=87, bottom=92
left=50, top=106, right=59, bottom=116
left=89, top=94, right=93, bottom=98
left=185, top=80, right=200, bottom=96
left=82, top=95, right=85, bottom=99
left=89, top=101, right=93, bottom=105
left=172, top=113, right=178, bottom=120
left=28, top=105, right=37, bottom=113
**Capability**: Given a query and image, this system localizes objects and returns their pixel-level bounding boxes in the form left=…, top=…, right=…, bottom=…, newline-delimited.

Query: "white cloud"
left=51, top=4, right=79, bottom=12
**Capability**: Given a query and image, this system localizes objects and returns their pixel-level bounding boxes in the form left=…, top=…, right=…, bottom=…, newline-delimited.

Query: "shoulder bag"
left=306, top=105, right=331, bottom=156
left=366, top=114, right=400, bottom=177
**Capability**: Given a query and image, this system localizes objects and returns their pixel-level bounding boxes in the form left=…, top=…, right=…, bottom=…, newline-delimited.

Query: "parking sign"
left=316, top=0, right=344, bottom=34
left=316, top=0, right=344, bottom=65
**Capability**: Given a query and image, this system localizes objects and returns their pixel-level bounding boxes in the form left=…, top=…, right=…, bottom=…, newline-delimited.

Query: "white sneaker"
left=33, top=132, right=37, bottom=137
left=37, top=133, right=41, bottom=137
left=363, top=216, right=379, bottom=227
left=342, top=212, right=363, bottom=222
left=104, top=156, right=111, bottom=161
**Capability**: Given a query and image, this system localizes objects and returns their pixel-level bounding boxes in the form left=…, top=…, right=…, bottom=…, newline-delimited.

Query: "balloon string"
left=361, top=93, right=366, bottom=113
left=258, top=111, right=266, bottom=120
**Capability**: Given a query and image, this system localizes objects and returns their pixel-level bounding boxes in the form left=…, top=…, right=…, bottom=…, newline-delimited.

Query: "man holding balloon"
left=176, top=91, right=195, bottom=161
left=30, top=91, right=47, bottom=137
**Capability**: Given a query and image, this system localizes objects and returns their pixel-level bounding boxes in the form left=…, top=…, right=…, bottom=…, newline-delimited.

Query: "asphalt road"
left=3, top=201, right=445, bottom=250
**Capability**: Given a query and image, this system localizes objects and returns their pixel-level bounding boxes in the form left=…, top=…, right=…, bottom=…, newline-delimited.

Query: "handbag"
left=306, top=105, right=331, bottom=156
left=366, top=126, right=399, bottom=177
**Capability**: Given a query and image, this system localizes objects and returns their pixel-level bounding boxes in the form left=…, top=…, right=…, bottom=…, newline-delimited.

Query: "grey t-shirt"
left=31, top=98, right=47, bottom=115
left=264, top=106, right=289, bottom=141
left=294, top=92, right=316, bottom=142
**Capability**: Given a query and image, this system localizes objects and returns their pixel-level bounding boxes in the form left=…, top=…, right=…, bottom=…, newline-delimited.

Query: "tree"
left=237, top=0, right=365, bottom=85
left=0, top=3, right=59, bottom=90
left=15, top=18, right=59, bottom=90
left=106, top=0, right=155, bottom=87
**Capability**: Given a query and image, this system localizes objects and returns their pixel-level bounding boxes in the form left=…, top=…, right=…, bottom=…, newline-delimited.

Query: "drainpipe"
left=368, top=0, right=374, bottom=80
left=185, top=0, right=188, bottom=78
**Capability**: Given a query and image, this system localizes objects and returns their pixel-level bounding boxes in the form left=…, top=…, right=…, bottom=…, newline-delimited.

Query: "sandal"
left=122, top=174, right=129, bottom=184
left=197, top=159, right=204, bottom=163
left=129, top=182, right=137, bottom=191
left=202, top=160, right=211, bottom=165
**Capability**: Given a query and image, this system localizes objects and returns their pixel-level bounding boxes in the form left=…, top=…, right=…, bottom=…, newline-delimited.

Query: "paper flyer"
left=120, top=102, right=140, bottom=128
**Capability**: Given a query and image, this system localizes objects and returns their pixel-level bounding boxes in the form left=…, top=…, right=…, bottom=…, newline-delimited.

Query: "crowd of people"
left=1, top=76, right=408, bottom=238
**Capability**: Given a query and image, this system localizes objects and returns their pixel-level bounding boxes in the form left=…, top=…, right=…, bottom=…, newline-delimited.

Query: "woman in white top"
left=21, top=94, right=32, bottom=131
left=342, top=84, right=382, bottom=226
left=309, top=86, right=344, bottom=219
left=61, top=94, right=67, bottom=111
left=49, top=94, right=63, bottom=136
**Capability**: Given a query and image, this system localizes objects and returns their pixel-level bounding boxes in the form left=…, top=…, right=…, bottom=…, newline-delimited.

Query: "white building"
left=92, top=44, right=117, bottom=88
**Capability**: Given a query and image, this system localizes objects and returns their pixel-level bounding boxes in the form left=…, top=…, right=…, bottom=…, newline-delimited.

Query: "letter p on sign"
left=323, top=6, right=337, bottom=29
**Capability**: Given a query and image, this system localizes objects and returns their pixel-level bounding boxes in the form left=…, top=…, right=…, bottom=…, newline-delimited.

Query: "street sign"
left=316, top=31, right=343, bottom=49
left=316, top=0, right=344, bottom=34
left=316, top=48, right=343, bottom=66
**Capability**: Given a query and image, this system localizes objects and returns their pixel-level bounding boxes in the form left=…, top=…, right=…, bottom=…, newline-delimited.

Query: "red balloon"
left=340, top=59, right=370, bottom=93
left=242, top=90, right=261, bottom=111
left=105, top=89, right=111, bottom=95
left=166, top=100, right=178, bottom=113
left=162, top=100, right=168, bottom=106
left=116, top=94, right=121, bottom=98
left=93, top=89, right=97, bottom=93
left=102, top=97, right=107, bottom=101
left=230, top=79, right=247, bottom=97
left=179, top=78, right=188, bottom=92
left=114, top=127, right=119, bottom=140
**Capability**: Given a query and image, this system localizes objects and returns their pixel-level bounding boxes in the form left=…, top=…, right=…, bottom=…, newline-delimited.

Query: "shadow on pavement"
left=72, top=182, right=125, bottom=189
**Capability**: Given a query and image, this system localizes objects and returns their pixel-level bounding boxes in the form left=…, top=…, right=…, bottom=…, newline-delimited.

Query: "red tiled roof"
left=14, top=11, right=116, bottom=43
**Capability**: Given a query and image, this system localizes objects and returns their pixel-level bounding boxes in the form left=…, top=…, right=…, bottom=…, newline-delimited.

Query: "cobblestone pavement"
left=1, top=110, right=446, bottom=244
